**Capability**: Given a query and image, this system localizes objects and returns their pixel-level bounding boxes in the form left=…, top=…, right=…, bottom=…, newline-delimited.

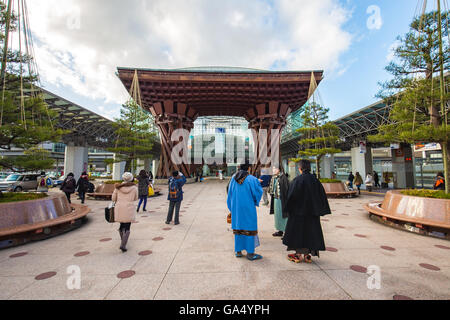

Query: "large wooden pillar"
left=149, top=100, right=197, bottom=178
left=246, top=102, right=292, bottom=175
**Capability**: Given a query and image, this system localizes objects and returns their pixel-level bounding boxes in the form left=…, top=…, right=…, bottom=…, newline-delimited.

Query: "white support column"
left=112, top=154, right=126, bottom=181
left=152, top=160, right=159, bottom=178
left=320, top=155, right=335, bottom=179
left=351, top=146, right=373, bottom=188
left=136, top=158, right=152, bottom=175
left=64, top=145, right=89, bottom=180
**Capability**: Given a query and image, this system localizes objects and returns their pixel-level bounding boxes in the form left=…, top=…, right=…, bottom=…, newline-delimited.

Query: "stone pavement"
left=0, top=180, right=449, bottom=300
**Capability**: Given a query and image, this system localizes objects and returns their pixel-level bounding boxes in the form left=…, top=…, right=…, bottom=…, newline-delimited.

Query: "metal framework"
left=281, top=100, right=394, bottom=157
left=25, top=87, right=160, bottom=154
left=31, top=88, right=118, bottom=148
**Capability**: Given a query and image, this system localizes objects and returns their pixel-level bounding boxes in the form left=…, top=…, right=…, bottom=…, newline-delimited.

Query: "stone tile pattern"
left=0, top=181, right=449, bottom=300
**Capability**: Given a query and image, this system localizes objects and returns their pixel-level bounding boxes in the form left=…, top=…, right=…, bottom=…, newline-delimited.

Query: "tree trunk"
left=125, top=160, right=131, bottom=173
left=443, top=141, right=450, bottom=194
left=316, top=157, right=320, bottom=180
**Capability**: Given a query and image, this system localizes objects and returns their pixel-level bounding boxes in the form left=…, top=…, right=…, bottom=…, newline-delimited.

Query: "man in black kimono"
left=283, top=160, right=331, bottom=263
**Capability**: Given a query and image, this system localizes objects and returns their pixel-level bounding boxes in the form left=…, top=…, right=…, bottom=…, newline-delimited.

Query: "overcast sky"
left=25, top=0, right=432, bottom=121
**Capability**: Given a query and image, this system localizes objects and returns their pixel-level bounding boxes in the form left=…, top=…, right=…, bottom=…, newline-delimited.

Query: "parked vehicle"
left=53, top=175, right=66, bottom=187
left=0, top=173, right=41, bottom=192
left=0, top=172, right=13, bottom=181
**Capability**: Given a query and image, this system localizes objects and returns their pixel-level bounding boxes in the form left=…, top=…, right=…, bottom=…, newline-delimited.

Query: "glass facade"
left=190, top=117, right=253, bottom=176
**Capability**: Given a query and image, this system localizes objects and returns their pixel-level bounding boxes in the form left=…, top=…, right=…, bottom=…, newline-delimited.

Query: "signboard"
left=359, top=141, right=367, bottom=154
left=414, top=143, right=441, bottom=152
left=390, top=143, right=400, bottom=150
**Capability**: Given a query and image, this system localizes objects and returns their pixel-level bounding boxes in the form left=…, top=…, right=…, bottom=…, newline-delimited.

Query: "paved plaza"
left=0, top=180, right=449, bottom=300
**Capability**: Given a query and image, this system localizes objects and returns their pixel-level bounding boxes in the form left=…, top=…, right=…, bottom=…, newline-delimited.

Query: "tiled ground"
left=0, top=180, right=449, bottom=300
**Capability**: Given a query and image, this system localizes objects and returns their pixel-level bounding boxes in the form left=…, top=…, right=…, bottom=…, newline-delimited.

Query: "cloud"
left=27, top=0, right=353, bottom=109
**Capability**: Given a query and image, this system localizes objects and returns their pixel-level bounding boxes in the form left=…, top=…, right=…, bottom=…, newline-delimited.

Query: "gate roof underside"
left=117, top=67, right=323, bottom=117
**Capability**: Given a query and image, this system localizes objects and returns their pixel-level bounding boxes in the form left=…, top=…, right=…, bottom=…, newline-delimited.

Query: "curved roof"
left=174, top=66, right=268, bottom=73
left=117, top=67, right=323, bottom=117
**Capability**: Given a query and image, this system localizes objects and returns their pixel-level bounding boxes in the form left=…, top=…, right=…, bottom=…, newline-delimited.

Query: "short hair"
left=437, top=172, right=444, bottom=178
left=139, top=170, right=147, bottom=178
left=40, top=171, right=46, bottom=176
left=299, top=160, right=311, bottom=173
left=122, top=172, right=134, bottom=182
left=240, top=163, right=250, bottom=171
left=172, top=171, right=179, bottom=177
left=81, top=171, right=87, bottom=176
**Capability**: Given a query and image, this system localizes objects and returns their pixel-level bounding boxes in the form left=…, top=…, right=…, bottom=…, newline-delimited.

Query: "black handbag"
left=105, top=202, right=115, bottom=223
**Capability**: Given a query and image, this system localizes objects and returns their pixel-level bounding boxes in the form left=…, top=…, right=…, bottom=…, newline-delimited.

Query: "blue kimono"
left=227, top=170, right=263, bottom=254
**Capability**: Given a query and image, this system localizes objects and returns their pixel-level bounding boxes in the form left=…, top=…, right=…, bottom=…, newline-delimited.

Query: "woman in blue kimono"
left=227, top=163, right=263, bottom=261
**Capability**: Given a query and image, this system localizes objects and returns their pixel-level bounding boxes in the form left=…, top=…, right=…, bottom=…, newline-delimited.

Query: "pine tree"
left=294, top=102, right=341, bottom=179
left=370, top=10, right=450, bottom=193
left=106, top=100, right=156, bottom=174
left=0, top=2, right=65, bottom=173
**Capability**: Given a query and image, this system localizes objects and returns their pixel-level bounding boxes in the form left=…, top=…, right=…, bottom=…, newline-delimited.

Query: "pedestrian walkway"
left=0, top=180, right=449, bottom=300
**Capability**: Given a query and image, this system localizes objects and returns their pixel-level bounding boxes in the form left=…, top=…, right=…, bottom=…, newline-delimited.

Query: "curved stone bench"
left=322, top=182, right=358, bottom=198
left=0, top=193, right=90, bottom=248
left=365, top=190, right=450, bottom=231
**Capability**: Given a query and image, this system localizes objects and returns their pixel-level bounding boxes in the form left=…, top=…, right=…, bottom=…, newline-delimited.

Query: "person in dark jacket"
left=283, top=160, right=331, bottom=264
left=61, top=173, right=76, bottom=203
left=137, top=170, right=150, bottom=213
left=76, top=172, right=89, bottom=204
left=165, top=171, right=187, bottom=225
left=148, top=170, right=154, bottom=181
left=373, top=171, right=380, bottom=188
left=258, top=169, right=272, bottom=206
left=347, top=172, right=355, bottom=189
left=433, top=172, right=445, bottom=191
left=269, top=166, right=290, bottom=237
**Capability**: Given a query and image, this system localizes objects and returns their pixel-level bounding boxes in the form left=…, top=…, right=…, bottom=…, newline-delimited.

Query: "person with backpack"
left=61, top=173, right=76, bottom=203
left=137, top=170, right=150, bottom=213
left=165, top=171, right=187, bottom=225
left=354, top=172, right=363, bottom=195
left=76, top=172, right=90, bottom=204
left=37, top=171, right=52, bottom=193
left=347, top=172, right=355, bottom=190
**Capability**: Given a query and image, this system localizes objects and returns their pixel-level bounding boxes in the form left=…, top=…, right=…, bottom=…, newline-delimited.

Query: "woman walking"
left=76, top=172, right=90, bottom=204
left=354, top=172, right=363, bottom=195
left=61, top=173, right=76, bottom=203
left=137, top=170, right=150, bottom=213
left=112, top=172, right=138, bottom=252
left=283, top=160, right=331, bottom=263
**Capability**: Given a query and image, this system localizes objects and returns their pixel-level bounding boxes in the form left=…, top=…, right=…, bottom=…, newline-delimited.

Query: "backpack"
left=66, top=178, right=76, bottom=191
left=40, top=178, right=46, bottom=187
left=169, top=178, right=179, bottom=200
left=46, top=178, right=52, bottom=186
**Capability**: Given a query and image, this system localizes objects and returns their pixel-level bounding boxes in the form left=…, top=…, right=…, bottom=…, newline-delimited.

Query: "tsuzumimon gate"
left=117, top=67, right=323, bottom=178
